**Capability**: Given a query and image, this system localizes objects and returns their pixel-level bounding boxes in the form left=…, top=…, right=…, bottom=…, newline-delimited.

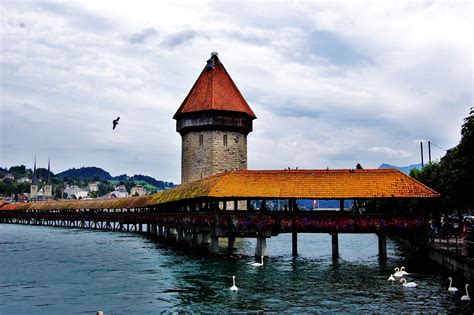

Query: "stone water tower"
left=174, top=53, right=256, bottom=184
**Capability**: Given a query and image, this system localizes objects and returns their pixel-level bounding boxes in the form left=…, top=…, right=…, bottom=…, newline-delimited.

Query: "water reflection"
left=0, top=224, right=472, bottom=313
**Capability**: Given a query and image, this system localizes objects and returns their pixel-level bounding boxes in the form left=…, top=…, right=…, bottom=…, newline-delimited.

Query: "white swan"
left=230, top=276, right=238, bottom=291
left=393, top=267, right=403, bottom=278
left=448, top=277, right=458, bottom=292
left=399, top=266, right=409, bottom=276
left=251, top=256, right=264, bottom=267
left=388, top=274, right=396, bottom=282
left=400, top=278, right=417, bottom=288
left=461, top=284, right=470, bottom=301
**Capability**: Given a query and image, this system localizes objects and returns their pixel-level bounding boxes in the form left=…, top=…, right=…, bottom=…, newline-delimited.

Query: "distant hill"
left=378, top=163, right=422, bottom=174
left=129, top=174, right=174, bottom=190
left=55, top=167, right=175, bottom=189
left=113, top=174, right=129, bottom=181
left=56, top=167, right=112, bottom=180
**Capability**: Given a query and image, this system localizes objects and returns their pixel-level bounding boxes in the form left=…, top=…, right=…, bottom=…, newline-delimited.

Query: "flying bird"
left=112, top=117, right=120, bottom=130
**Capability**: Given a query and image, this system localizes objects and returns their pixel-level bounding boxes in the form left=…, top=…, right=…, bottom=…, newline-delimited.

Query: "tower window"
left=223, top=134, right=228, bottom=146
left=199, top=134, right=203, bottom=146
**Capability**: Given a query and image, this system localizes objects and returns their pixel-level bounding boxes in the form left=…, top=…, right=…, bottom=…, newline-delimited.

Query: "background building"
left=131, top=185, right=145, bottom=196
left=63, top=185, right=89, bottom=199
left=30, top=156, right=53, bottom=201
left=88, top=182, right=99, bottom=192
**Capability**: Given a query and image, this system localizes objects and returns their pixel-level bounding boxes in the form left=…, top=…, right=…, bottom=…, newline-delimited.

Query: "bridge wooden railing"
left=0, top=210, right=425, bottom=235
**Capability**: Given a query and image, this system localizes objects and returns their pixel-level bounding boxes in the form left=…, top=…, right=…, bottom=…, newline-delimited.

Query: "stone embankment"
left=427, top=237, right=473, bottom=282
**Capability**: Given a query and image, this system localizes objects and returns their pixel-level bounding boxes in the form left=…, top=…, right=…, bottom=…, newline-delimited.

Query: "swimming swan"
left=400, top=278, right=417, bottom=288
left=399, top=266, right=409, bottom=276
left=251, top=256, right=264, bottom=267
left=393, top=267, right=403, bottom=278
left=448, top=277, right=458, bottom=292
left=230, top=276, right=238, bottom=291
left=388, top=274, right=396, bottom=281
left=461, top=284, right=470, bottom=301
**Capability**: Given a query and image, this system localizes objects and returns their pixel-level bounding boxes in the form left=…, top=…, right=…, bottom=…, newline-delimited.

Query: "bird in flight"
left=112, top=117, right=120, bottom=130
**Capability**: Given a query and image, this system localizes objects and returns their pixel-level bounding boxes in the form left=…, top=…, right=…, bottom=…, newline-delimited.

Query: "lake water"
left=0, top=224, right=472, bottom=314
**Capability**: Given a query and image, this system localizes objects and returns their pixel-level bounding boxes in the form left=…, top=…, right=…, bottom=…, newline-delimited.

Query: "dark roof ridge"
left=225, top=169, right=400, bottom=174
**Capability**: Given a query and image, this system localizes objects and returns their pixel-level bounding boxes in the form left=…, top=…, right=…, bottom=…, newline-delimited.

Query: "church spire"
left=32, top=155, right=37, bottom=185
left=47, top=156, right=51, bottom=185
left=30, top=155, right=39, bottom=199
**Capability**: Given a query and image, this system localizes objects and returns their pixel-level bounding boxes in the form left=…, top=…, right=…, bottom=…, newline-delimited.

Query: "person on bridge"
left=429, top=219, right=437, bottom=243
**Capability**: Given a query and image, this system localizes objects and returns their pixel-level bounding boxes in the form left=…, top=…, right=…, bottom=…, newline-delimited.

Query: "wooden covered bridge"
left=0, top=169, right=439, bottom=259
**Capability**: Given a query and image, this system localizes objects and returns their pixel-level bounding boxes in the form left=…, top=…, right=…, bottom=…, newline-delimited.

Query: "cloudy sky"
left=1, top=1, right=472, bottom=184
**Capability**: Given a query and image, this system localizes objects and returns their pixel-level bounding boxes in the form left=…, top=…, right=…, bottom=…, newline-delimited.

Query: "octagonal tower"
left=174, top=53, right=256, bottom=184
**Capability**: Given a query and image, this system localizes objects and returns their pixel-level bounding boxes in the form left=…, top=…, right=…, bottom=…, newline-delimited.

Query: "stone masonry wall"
left=30, top=185, right=38, bottom=197
left=44, top=185, right=52, bottom=197
left=181, top=130, right=247, bottom=183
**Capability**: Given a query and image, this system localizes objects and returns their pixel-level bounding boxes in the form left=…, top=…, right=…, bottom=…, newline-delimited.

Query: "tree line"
left=0, top=165, right=174, bottom=199
left=410, top=108, right=473, bottom=213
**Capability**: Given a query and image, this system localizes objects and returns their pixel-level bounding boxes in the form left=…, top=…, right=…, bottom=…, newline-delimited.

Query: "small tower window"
left=199, top=134, right=203, bottom=146
left=223, top=134, right=228, bottom=146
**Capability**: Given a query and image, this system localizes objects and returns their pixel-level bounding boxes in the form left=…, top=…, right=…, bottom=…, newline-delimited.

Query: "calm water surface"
left=0, top=224, right=472, bottom=314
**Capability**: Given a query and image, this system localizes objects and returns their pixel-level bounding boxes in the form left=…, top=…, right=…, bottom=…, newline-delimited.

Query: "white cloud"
left=0, top=1, right=471, bottom=183
left=367, top=146, right=412, bottom=159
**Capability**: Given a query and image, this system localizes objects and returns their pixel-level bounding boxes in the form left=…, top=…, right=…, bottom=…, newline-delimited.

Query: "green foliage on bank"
left=0, top=164, right=175, bottom=198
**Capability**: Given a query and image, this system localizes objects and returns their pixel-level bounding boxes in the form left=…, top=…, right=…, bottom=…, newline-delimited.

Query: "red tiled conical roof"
left=173, top=53, right=256, bottom=119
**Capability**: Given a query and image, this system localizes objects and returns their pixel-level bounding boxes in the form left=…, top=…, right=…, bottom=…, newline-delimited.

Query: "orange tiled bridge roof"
left=160, top=169, right=439, bottom=201
left=0, top=169, right=439, bottom=211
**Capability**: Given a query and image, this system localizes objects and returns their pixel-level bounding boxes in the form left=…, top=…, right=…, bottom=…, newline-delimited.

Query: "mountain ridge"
left=378, top=163, right=422, bottom=174
left=55, top=167, right=175, bottom=188
left=56, top=167, right=112, bottom=180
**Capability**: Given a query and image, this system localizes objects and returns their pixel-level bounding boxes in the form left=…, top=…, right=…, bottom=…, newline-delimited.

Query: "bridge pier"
left=177, top=229, right=185, bottom=244
left=255, top=237, right=268, bottom=257
left=191, top=233, right=201, bottom=248
left=184, top=230, right=192, bottom=247
left=158, top=225, right=164, bottom=237
left=227, top=236, right=236, bottom=253
left=202, top=233, right=211, bottom=246
left=378, top=233, right=387, bottom=260
left=331, top=233, right=339, bottom=260
left=150, top=224, right=157, bottom=235
left=210, top=236, right=219, bottom=254
left=170, top=228, right=178, bottom=241
left=292, top=232, right=298, bottom=256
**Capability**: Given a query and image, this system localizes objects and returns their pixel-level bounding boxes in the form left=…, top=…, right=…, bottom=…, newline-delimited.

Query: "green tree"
left=8, top=165, right=27, bottom=176
left=36, top=168, right=54, bottom=182
left=411, top=108, right=474, bottom=210
left=98, top=181, right=114, bottom=197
